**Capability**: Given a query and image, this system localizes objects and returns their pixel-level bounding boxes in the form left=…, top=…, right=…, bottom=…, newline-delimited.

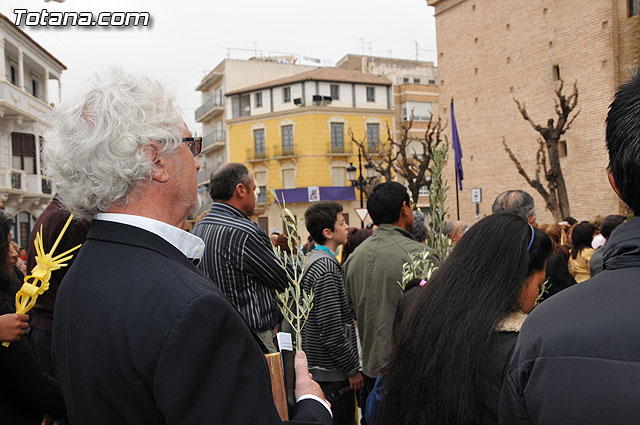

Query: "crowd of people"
left=0, top=68, right=638, bottom=425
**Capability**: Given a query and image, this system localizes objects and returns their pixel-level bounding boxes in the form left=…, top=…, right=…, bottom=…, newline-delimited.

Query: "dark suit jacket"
left=52, top=220, right=331, bottom=425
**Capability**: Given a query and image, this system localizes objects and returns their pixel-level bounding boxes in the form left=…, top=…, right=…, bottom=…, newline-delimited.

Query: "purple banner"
left=450, top=98, right=464, bottom=191
left=274, top=186, right=356, bottom=203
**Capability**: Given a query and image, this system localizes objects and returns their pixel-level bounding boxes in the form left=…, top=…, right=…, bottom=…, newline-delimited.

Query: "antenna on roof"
left=355, top=37, right=366, bottom=56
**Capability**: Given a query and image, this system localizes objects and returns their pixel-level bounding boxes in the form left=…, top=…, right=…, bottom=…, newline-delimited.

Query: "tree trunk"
left=546, top=140, right=570, bottom=219
left=544, top=194, right=564, bottom=223
left=409, top=184, right=421, bottom=208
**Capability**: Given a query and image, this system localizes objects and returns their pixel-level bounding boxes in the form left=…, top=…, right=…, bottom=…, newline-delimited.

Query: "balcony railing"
left=329, top=142, right=353, bottom=155
left=246, top=147, right=269, bottom=161
left=195, top=97, right=224, bottom=122
left=0, top=168, right=25, bottom=191
left=402, top=114, right=432, bottom=122
left=0, top=80, right=53, bottom=124
left=365, top=141, right=387, bottom=155
left=11, top=172, right=21, bottom=189
left=203, top=130, right=226, bottom=150
left=198, top=162, right=225, bottom=185
left=272, top=144, right=296, bottom=158
left=0, top=168, right=56, bottom=197
left=41, top=178, right=52, bottom=194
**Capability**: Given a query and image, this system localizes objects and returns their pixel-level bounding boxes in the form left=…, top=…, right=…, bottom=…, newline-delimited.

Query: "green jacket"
left=343, top=223, right=430, bottom=377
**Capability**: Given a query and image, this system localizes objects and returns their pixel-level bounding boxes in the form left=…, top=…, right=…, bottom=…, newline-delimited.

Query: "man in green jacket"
left=343, top=182, right=432, bottom=421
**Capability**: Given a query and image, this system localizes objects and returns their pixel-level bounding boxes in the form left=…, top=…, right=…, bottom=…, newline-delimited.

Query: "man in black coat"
left=47, top=70, right=332, bottom=425
left=499, top=70, right=640, bottom=424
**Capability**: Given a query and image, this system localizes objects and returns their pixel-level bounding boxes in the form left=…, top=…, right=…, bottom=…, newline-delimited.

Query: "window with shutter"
left=282, top=125, right=294, bottom=152
left=366, top=86, right=375, bottom=102
left=367, top=123, right=380, bottom=149
left=330, top=84, right=340, bottom=100
left=331, top=123, right=344, bottom=149
left=11, top=133, right=36, bottom=174
left=254, top=129, right=265, bottom=154
left=331, top=167, right=346, bottom=187
left=283, top=169, right=295, bottom=189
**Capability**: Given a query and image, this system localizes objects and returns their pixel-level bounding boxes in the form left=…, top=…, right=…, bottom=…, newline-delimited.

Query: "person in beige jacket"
left=568, top=221, right=596, bottom=282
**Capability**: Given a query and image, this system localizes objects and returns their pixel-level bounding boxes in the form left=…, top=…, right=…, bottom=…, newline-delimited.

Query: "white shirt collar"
left=95, top=213, right=205, bottom=260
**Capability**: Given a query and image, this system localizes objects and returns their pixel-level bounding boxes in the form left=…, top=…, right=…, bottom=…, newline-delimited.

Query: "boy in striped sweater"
left=302, top=201, right=363, bottom=425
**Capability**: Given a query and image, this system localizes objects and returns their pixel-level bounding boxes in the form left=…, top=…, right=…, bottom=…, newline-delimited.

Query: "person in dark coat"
left=27, top=196, right=89, bottom=377
left=45, top=69, right=331, bottom=425
left=589, top=214, right=625, bottom=277
left=378, top=213, right=552, bottom=425
left=500, top=69, right=640, bottom=425
left=0, top=213, right=66, bottom=425
left=541, top=254, right=576, bottom=300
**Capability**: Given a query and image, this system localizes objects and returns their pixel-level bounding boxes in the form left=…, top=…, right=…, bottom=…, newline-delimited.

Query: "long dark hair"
left=380, top=213, right=552, bottom=425
left=0, top=213, right=15, bottom=297
left=341, top=227, right=373, bottom=264
left=570, top=221, right=595, bottom=259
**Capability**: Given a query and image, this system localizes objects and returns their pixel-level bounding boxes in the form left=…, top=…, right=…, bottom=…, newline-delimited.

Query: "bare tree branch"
left=348, top=111, right=447, bottom=207
left=508, top=80, right=578, bottom=220
left=349, top=127, right=393, bottom=184
left=514, top=98, right=543, bottom=133
left=502, top=137, right=550, bottom=199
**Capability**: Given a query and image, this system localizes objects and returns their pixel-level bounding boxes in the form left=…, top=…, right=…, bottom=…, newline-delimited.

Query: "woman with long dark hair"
left=0, top=213, right=66, bottom=424
left=340, top=227, right=373, bottom=265
left=568, top=221, right=596, bottom=283
left=380, top=213, right=552, bottom=425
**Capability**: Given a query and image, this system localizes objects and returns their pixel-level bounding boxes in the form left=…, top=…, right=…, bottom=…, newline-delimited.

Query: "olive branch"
left=268, top=187, right=313, bottom=352
left=400, top=250, right=439, bottom=290
left=400, top=137, right=452, bottom=290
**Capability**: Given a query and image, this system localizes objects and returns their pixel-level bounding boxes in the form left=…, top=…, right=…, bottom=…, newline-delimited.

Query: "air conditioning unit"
left=293, top=98, right=303, bottom=106
left=312, top=94, right=323, bottom=104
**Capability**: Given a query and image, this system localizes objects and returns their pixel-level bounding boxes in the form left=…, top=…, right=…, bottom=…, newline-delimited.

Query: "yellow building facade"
left=225, top=68, right=394, bottom=239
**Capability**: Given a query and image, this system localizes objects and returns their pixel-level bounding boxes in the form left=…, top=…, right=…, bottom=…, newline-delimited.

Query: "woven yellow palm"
left=2, top=214, right=82, bottom=347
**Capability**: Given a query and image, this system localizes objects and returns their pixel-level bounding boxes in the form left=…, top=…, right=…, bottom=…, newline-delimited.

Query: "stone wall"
left=427, top=0, right=634, bottom=224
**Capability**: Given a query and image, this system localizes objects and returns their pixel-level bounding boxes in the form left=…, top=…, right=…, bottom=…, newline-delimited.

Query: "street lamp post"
left=347, top=147, right=376, bottom=228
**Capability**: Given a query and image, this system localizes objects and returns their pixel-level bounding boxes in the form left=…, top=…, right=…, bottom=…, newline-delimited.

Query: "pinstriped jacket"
left=193, top=202, right=287, bottom=330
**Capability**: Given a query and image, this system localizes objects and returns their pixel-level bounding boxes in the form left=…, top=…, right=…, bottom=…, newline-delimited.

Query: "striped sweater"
left=301, top=248, right=360, bottom=382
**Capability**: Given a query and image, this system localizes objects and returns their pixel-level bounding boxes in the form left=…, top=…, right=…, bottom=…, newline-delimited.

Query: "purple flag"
left=450, top=99, right=464, bottom=191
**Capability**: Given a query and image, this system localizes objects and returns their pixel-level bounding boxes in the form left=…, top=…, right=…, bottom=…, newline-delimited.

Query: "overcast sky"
left=0, top=0, right=437, bottom=134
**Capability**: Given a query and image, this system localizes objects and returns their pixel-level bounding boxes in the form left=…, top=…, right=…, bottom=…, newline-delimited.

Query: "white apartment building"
left=0, top=14, right=66, bottom=247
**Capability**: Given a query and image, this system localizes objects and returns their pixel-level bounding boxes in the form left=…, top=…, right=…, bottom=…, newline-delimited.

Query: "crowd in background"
left=0, top=69, right=638, bottom=425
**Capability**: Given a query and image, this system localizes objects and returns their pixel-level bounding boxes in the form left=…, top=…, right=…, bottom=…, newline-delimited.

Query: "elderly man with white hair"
left=46, top=69, right=331, bottom=425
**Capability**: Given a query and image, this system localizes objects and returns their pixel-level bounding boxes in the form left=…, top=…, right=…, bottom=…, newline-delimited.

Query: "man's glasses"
left=182, top=137, right=202, bottom=156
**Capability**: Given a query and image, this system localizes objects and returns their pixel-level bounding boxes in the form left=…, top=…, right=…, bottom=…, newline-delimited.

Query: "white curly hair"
left=43, top=68, right=185, bottom=219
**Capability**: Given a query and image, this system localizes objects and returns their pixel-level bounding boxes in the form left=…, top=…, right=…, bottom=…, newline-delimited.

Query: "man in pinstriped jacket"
left=193, top=162, right=287, bottom=353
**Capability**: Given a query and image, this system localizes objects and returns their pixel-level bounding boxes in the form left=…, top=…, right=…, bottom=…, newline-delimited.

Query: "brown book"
left=265, top=350, right=296, bottom=420
left=265, top=352, right=288, bottom=420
